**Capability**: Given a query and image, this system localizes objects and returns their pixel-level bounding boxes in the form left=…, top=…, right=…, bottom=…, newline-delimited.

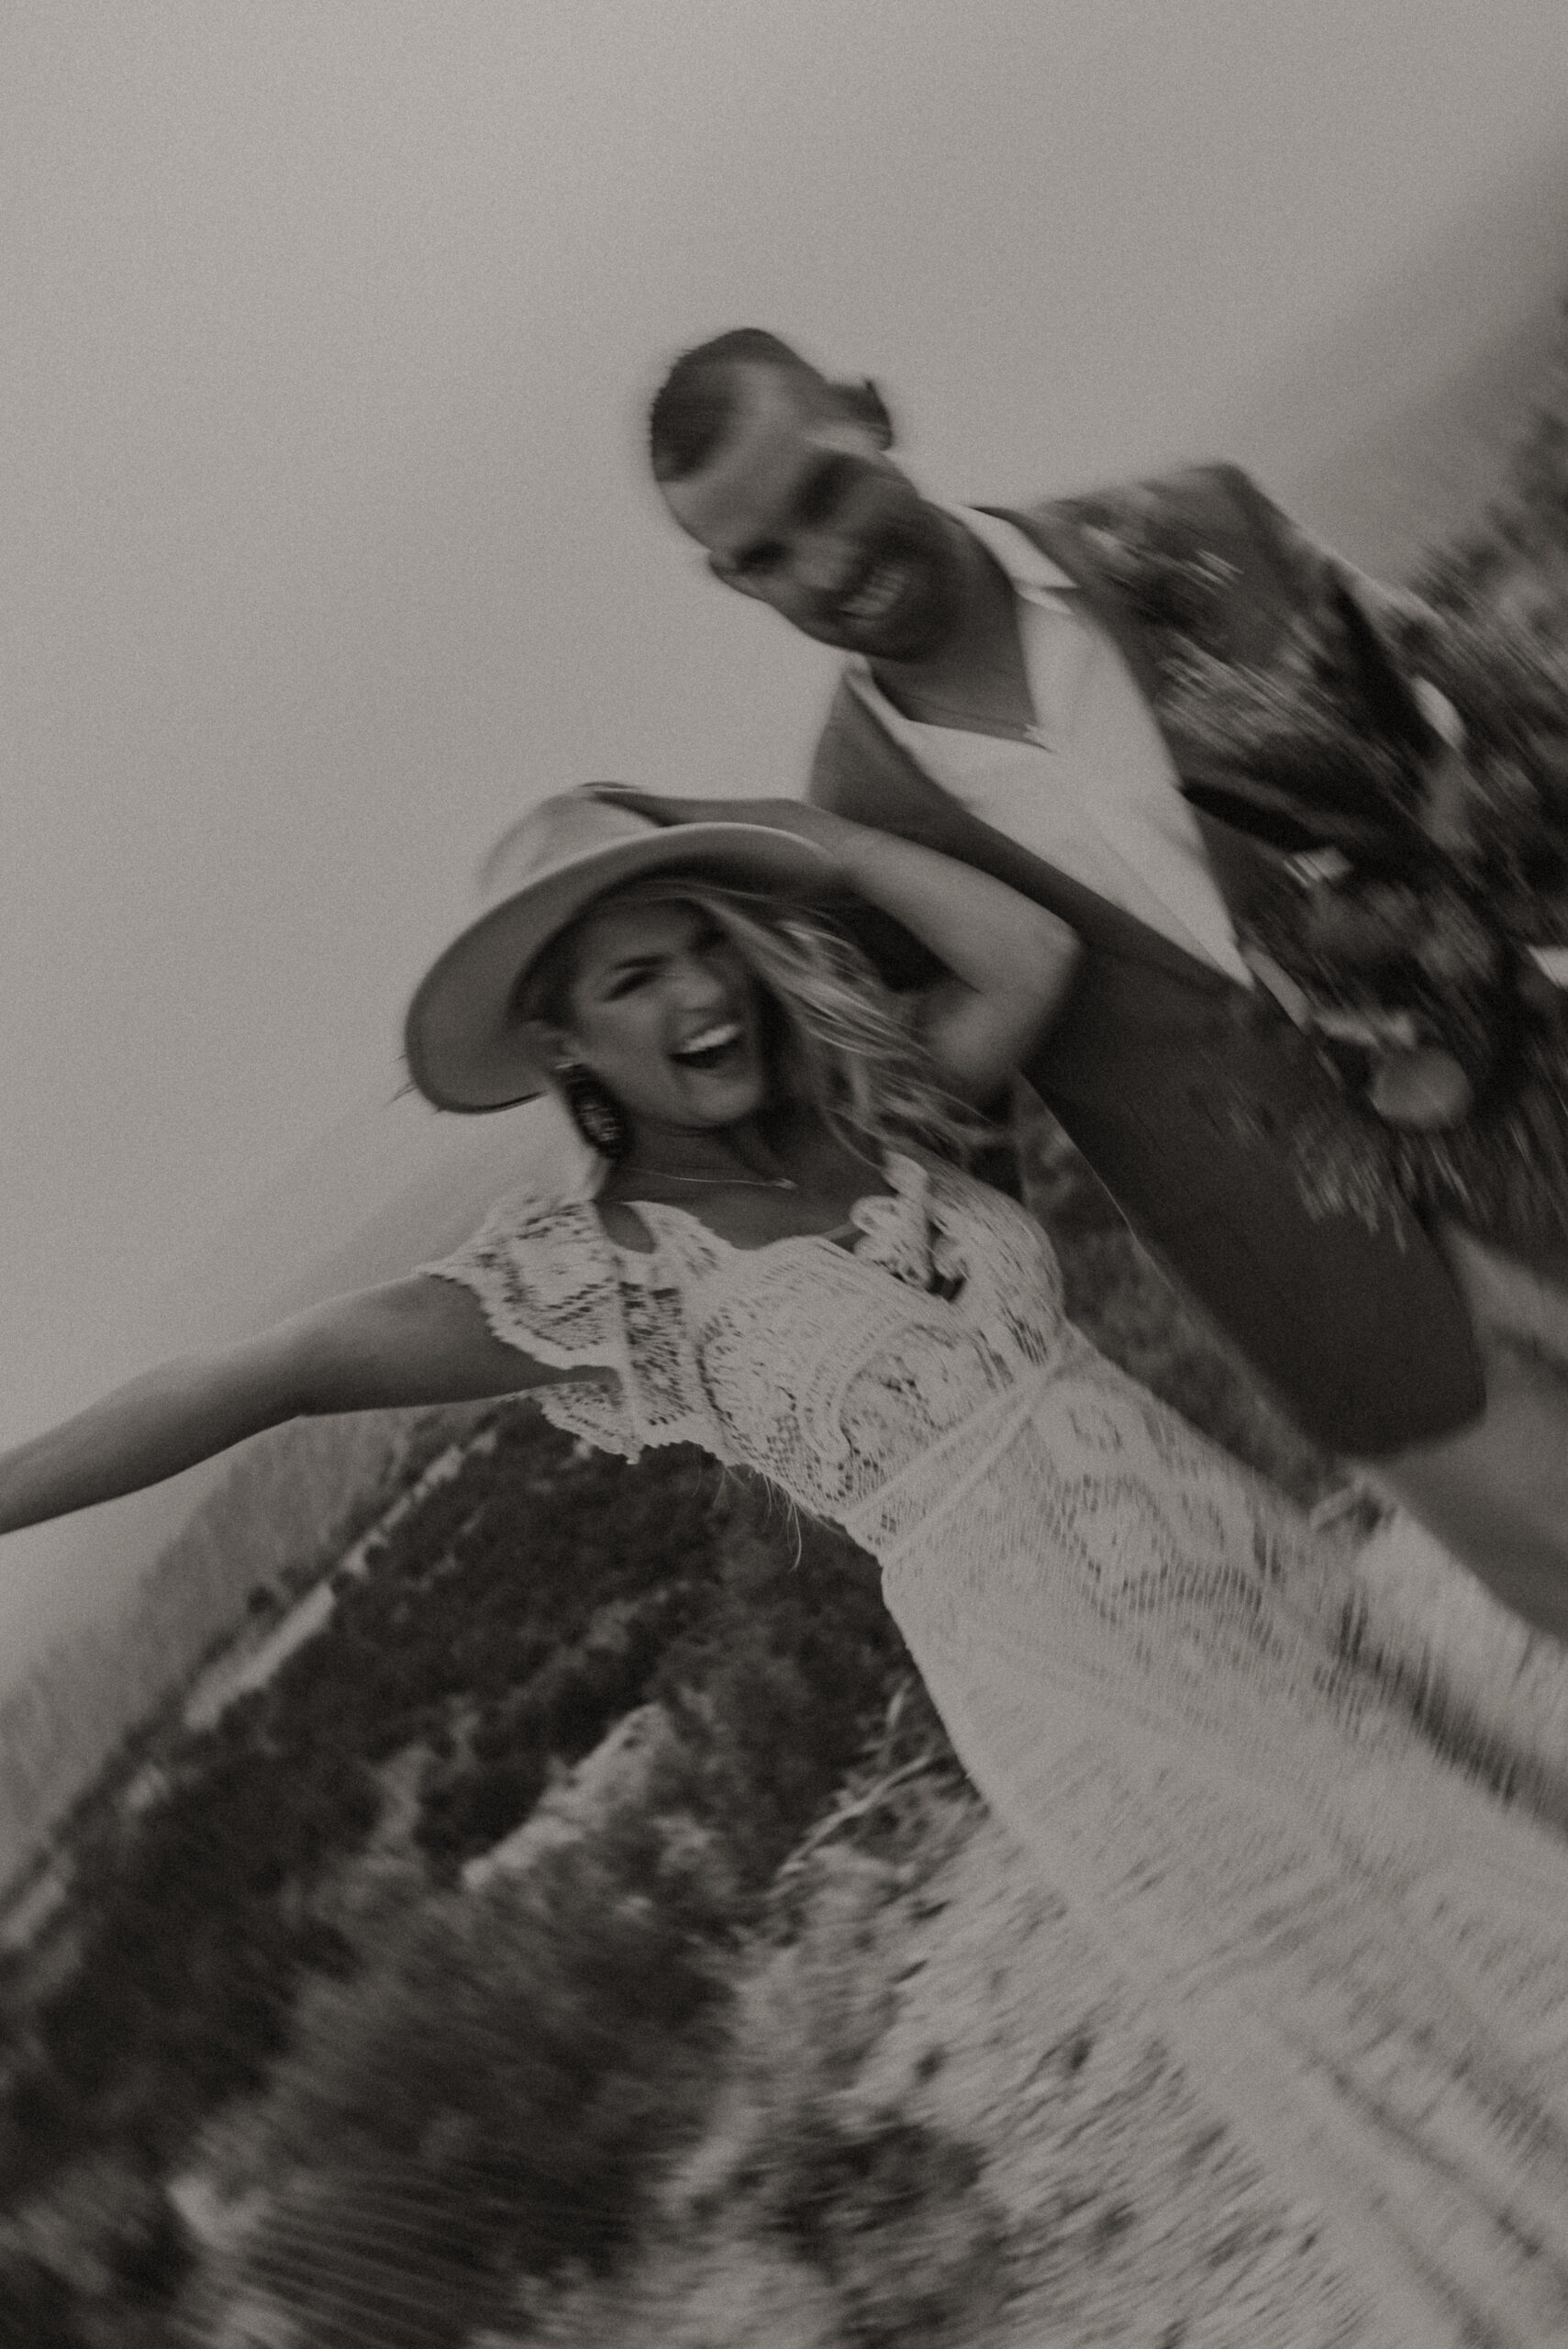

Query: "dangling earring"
left=553, top=1061, right=632, bottom=1161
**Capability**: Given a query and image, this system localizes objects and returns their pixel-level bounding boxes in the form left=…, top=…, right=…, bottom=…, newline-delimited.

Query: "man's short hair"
left=648, top=328, right=823, bottom=484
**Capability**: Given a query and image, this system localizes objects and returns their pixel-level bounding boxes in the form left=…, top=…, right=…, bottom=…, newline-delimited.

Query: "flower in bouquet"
left=1161, top=601, right=1568, bottom=1246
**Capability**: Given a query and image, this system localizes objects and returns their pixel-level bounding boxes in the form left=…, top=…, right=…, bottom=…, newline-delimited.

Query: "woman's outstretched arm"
left=587, top=788, right=1082, bottom=1101
left=0, top=1277, right=566, bottom=1537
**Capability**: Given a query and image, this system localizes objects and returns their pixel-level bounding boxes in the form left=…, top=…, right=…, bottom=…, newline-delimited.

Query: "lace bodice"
left=422, top=1150, right=1081, bottom=1552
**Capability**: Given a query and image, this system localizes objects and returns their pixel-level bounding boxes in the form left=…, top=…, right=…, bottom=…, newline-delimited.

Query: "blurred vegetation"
left=0, top=1420, right=909, bottom=2343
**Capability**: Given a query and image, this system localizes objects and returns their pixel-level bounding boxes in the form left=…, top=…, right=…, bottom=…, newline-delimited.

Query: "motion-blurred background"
left=5, top=8, right=1568, bottom=2340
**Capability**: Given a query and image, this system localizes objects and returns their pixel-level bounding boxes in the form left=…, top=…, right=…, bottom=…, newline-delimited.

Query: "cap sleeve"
left=418, top=1184, right=734, bottom=1468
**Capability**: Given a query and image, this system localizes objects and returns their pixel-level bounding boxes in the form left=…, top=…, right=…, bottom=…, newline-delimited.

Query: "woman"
left=6, top=787, right=1568, bottom=2342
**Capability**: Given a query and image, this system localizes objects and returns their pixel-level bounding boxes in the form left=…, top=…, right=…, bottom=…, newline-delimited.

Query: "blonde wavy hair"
left=515, top=874, right=991, bottom=1166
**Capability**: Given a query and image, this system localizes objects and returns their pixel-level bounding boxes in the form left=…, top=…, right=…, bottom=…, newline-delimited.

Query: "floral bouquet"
left=1163, top=595, right=1568, bottom=1245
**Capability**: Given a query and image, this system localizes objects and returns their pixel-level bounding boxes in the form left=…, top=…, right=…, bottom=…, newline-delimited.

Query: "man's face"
left=660, top=366, right=962, bottom=662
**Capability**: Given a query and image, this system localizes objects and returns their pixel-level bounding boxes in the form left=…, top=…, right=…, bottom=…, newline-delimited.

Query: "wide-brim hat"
left=404, top=789, right=839, bottom=1112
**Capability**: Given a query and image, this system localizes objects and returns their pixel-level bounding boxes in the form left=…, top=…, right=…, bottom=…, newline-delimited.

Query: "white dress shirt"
left=846, top=507, right=1254, bottom=987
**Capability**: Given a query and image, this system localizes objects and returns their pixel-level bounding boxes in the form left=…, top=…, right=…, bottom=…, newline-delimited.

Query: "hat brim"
left=404, top=821, right=840, bottom=1112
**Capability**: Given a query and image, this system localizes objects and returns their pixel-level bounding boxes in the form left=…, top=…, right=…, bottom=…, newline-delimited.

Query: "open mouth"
left=668, top=1019, right=746, bottom=1074
left=834, top=558, right=910, bottom=629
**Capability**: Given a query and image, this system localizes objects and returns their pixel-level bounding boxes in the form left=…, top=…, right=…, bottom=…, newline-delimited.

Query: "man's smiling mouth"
left=835, top=560, right=908, bottom=627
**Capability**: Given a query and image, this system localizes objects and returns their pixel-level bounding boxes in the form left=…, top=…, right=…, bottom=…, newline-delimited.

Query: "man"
left=646, top=327, right=1568, bottom=1635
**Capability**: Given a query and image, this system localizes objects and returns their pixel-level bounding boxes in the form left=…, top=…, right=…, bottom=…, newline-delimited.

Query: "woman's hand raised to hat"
left=586, top=785, right=853, bottom=856
left=592, top=786, right=1083, bottom=1109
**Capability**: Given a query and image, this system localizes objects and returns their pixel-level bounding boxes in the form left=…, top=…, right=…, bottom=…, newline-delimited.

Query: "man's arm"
left=1217, top=464, right=1455, bottom=692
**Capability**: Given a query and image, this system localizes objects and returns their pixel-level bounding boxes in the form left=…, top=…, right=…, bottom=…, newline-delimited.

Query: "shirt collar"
left=945, top=503, right=1077, bottom=601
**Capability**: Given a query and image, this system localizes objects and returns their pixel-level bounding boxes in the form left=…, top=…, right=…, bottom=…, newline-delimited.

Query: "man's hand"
left=586, top=785, right=852, bottom=853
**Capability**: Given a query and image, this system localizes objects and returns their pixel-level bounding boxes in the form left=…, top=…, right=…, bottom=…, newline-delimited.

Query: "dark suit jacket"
left=807, top=464, right=1485, bottom=1459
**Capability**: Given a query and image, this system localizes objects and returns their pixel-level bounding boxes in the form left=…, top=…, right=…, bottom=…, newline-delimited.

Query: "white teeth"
left=673, top=1021, right=740, bottom=1060
left=839, top=562, right=904, bottom=623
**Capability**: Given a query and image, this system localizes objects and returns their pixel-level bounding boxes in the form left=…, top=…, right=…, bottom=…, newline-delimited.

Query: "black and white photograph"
left=5, top=6, right=1568, bottom=2342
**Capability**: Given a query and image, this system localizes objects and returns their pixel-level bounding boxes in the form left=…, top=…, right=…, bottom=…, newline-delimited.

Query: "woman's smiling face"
left=550, top=895, right=770, bottom=1133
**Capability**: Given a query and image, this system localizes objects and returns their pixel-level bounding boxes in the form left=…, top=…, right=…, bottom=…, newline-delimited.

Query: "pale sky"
left=4, top=0, right=1568, bottom=1670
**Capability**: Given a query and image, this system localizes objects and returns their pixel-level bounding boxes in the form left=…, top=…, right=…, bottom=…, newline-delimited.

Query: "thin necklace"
left=881, top=659, right=1042, bottom=739
left=881, top=551, right=1040, bottom=736
left=901, top=692, right=1041, bottom=740
left=628, top=1163, right=797, bottom=1192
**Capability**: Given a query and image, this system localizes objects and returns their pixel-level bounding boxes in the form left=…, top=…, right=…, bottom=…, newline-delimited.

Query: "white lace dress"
left=426, top=1152, right=1568, bottom=2344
